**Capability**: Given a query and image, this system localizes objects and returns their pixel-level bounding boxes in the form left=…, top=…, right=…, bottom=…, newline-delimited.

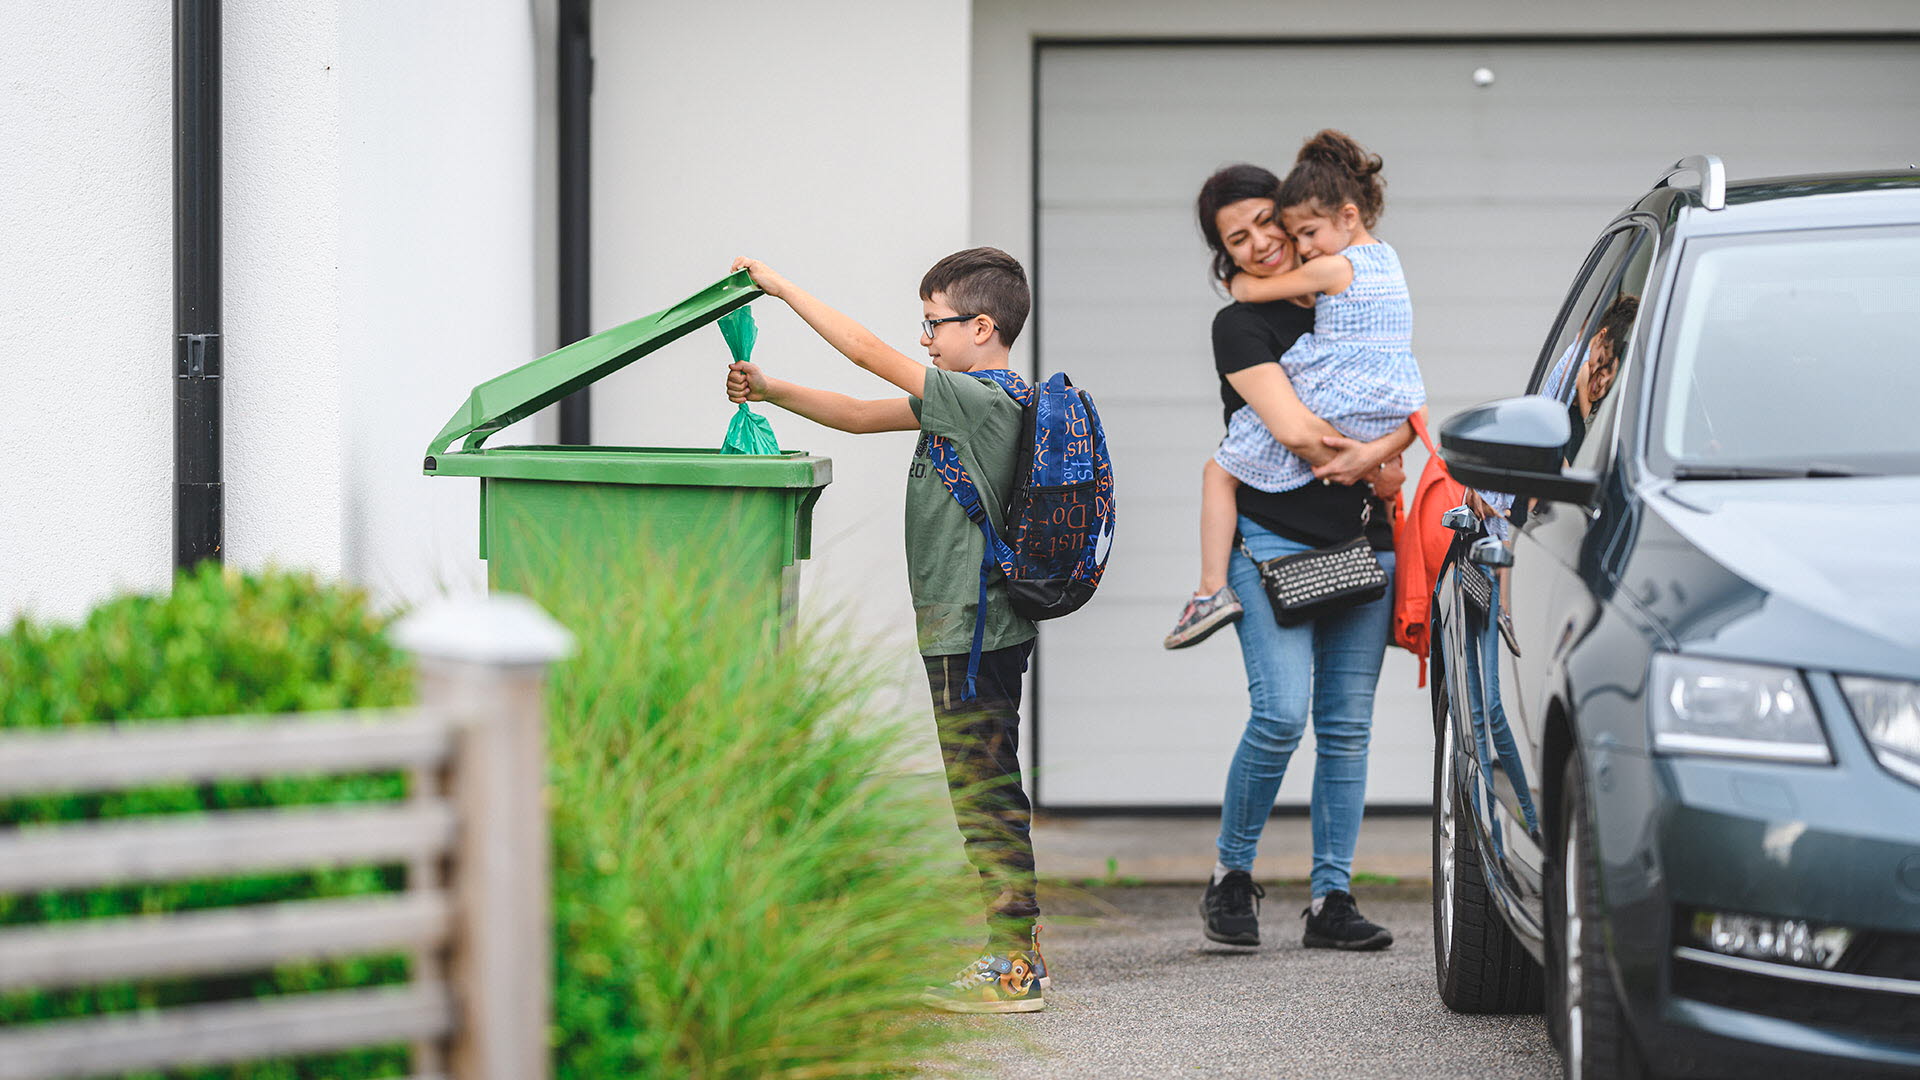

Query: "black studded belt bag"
left=1235, top=503, right=1387, bottom=627
left=1459, top=558, right=1493, bottom=614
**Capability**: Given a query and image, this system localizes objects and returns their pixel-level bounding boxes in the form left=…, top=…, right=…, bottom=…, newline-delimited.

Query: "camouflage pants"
left=924, top=640, right=1038, bottom=948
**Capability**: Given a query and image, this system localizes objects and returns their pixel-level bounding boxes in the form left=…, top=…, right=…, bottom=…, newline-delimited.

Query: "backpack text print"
left=925, top=369, right=1115, bottom=700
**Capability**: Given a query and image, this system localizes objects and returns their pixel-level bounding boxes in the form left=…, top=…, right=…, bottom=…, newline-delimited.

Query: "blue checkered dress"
left=1214, top=241, right=1426, bottom=492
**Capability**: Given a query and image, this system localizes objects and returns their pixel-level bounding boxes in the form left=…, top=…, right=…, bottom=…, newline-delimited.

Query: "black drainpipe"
left=174, top=0, right=222, bottom=571
left=557, top=0, right=592, bottom=443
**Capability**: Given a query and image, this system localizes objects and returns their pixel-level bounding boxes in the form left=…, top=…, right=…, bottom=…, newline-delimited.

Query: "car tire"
left=1432, top=672, right=1545, bottom=1014
left=1549, top=754, right=1651, bottom=1080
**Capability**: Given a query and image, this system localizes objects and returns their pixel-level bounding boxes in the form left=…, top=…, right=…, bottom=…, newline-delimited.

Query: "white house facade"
left=7, top=0, right=1918, bottom=808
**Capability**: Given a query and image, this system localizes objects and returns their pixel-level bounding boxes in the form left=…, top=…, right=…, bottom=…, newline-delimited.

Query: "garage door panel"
left=1036, top=647, right=1436, bottom=808
left=1036, top=38, right=1920, bottom=808
left=1043, top=202, right=1608, bottom=405
left=1042, top=44, right=1917, bottom=189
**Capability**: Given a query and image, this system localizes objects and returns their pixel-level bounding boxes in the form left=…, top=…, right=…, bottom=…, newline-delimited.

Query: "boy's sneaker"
left=1164, top=586, right=1244, bottom=649
left=1200, top=869, right=1264, bottom=946
left=921, top=950, right=1046, bottom=1014
left=1301, top=889, right=1394, bottom=951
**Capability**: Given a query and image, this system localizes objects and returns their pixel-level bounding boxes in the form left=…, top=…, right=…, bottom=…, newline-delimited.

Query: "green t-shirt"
left=905, top=368, right=1039, bottom=657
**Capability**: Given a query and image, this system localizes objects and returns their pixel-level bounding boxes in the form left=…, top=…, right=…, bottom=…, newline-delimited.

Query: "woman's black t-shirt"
left=1211, top=301, right=1393, bottom=552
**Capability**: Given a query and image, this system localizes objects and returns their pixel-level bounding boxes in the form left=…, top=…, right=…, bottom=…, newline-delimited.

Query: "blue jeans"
left=1461, top=569, right=1540, bottom=842
left=1217, top=516, right=1395, bottom=897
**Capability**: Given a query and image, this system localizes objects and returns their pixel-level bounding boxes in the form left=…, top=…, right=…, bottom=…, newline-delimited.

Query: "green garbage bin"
left=422, top=270, right=831, bottom=634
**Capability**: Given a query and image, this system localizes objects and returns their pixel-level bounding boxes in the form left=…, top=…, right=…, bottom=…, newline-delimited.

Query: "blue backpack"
left=924, top=369, right=1116, bottom=700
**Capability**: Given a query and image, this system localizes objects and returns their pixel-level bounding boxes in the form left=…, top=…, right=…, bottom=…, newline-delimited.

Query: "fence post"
left=394, top=594, right=572, bottom=1080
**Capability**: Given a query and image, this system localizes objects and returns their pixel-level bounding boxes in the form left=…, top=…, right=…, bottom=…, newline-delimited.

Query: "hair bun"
left=1298, top=129, right=1383, bottom=177
left=1279, top=129, right=1387, bottom=229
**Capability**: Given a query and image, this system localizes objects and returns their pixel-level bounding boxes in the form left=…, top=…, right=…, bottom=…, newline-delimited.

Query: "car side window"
left=1567, top=228, right=1655, bottom=471
left=1526, top=229, right=1637, bottom=398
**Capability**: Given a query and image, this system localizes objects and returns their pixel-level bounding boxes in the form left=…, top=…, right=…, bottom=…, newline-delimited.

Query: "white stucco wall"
left=1, top=2, right=541, bottom=625
left=337, top=1, right=541, bottom=609
left=2, top=2, right=170, bottom=621
left=1, top=2, right=344, bottom=623
left=588, top=0, right=974, bottom=692
left=225, top=4, right=345, bottom=581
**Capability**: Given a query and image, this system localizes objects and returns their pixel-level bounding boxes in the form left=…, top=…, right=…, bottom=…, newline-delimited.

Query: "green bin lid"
left=424, top=445, right=830, bottom=489
left=425, top=270, right=762, bottom=459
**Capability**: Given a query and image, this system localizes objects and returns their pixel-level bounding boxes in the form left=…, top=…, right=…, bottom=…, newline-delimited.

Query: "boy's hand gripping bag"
left=717, top=307, right=781, bottom=455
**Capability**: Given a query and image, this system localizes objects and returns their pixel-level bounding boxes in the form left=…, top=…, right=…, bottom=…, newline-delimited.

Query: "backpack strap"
left=923, top=370, right=1030, bottom=701
left=1410, top=408, right=1439, bottom=456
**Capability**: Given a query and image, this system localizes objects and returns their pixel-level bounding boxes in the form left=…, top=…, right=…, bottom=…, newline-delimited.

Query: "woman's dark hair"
left=1196, top=163, right=1282, bottom=284
left=1592, top=293, right=1640, bottom=353
left=1277, top=129, right=1385, bottom=229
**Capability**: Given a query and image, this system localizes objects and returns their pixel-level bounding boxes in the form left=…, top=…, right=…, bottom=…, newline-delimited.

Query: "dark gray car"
left=1427, top=159, right=1920, bottom=1078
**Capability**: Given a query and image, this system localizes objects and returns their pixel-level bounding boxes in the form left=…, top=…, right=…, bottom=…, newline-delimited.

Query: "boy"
left=724, top=248, right=1046, bottom=1014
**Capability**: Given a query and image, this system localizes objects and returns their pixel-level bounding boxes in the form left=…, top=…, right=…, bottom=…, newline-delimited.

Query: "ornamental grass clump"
left=533, top=547, right=986, bottom=1079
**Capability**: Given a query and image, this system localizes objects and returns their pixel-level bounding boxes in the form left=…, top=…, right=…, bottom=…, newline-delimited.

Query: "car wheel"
left=1549, top=754, right=1650, bottom=1080
left=1431, top=672, right=1544, bottom=1013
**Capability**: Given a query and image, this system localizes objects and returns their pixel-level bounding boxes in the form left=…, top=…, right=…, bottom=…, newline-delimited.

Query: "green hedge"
left=0, top=564, right=415, bottom=1080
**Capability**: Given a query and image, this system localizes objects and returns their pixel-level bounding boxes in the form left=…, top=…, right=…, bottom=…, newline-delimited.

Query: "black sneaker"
left=1201, top=870, right=1264, bottom=946
left=1301, top=889, right=1394, bottom=951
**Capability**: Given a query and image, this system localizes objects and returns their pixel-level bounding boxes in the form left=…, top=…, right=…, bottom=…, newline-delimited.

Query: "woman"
left=1188, top=163, right=1415, bottom=951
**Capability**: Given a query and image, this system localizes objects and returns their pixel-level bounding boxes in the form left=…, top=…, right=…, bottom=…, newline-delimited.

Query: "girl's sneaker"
left=920, top=950, right=1046, bottom=1014
left=1030, top=924, right=1050, bottom=990
left=1163, top=586, right=1244, bottom=649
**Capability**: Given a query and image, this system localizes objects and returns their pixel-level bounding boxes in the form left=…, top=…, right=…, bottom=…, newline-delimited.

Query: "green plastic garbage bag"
left=718, top=307, right=781, bottom=455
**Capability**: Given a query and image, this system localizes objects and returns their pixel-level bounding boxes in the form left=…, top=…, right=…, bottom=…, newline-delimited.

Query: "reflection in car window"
left=1566, top=294, right=1638, bottom=467
left=1654, top=226, right=1920, bottom=475
left=1528, top=230, right=1637, bottom=398
left=1568, top=230, right=1653, bottom=471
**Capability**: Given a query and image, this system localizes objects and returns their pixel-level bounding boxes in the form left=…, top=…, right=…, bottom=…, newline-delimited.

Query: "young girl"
left=1165, top=130, right=1426, bottom=649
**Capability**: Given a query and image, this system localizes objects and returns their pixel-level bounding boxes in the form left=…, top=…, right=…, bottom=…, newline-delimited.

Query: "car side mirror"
left=1439, top=397, right=1599, bottom=506
left=1469, top=536, right=1514, bottom=568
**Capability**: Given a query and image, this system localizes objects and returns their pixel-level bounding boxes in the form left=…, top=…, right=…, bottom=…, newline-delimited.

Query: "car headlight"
left=1838, top=675, right=1920, bottom=786
left=1649, top=655, right=1830, bottom=763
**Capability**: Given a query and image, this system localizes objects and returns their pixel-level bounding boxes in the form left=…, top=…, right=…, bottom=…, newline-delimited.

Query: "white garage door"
left=1034, top=39, right=1920, bottom=808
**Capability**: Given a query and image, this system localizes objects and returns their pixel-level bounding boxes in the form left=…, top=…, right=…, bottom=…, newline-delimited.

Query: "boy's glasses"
left=921, top=314, right=979, bottom=337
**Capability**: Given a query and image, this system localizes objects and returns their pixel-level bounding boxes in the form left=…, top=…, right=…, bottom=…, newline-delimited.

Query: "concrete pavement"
left=913, top=781, right=1556, bottom=1078
left=948, top=884, right=1559, bottom=1080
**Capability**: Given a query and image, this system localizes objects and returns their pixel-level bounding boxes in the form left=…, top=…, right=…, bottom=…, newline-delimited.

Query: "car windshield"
left=1653, top=225, right=1920, bottom=477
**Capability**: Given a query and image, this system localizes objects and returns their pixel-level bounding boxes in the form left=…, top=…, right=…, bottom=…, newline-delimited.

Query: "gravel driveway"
left=951, top=883, right=1559, bottom=1079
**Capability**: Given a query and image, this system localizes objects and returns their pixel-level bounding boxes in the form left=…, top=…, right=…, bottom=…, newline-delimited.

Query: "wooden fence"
left=0, top=594, right=571, bottom=1080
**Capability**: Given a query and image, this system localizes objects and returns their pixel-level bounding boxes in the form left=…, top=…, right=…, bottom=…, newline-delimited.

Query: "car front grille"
left=1672, top=953, right=1920, bottom=1043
